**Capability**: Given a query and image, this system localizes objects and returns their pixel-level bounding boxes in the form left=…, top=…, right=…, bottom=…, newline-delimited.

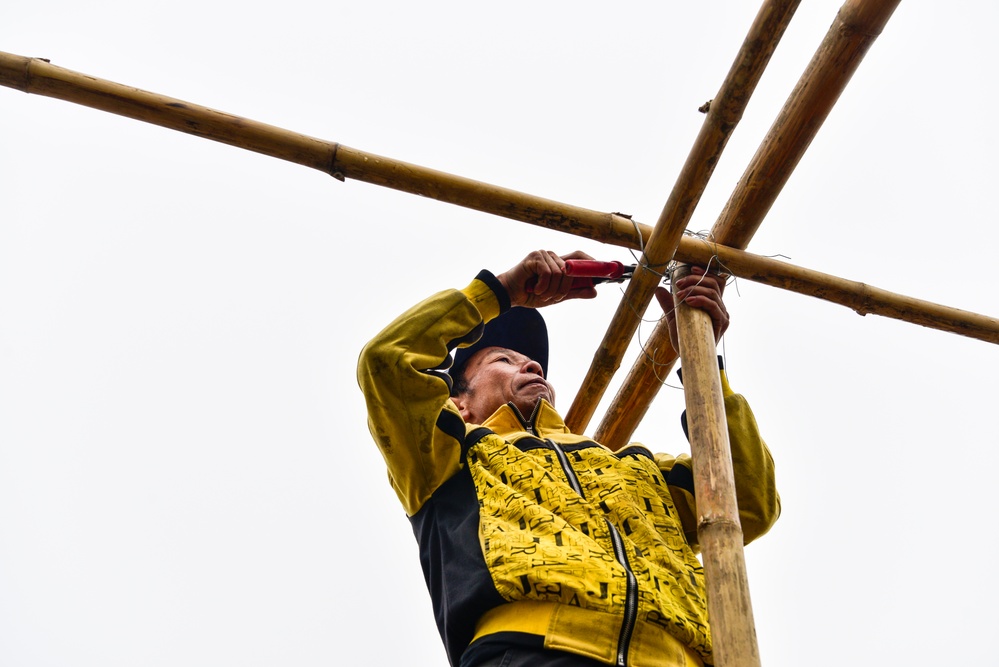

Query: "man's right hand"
left=497, top=250, right=599, bottom=308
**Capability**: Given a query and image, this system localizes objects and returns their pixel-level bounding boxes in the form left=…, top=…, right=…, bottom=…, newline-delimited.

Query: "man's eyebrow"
left=484, top=348, right=520, bottom=361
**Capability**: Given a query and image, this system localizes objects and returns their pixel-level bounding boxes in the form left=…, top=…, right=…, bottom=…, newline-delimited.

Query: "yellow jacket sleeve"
left=656, top=366, right=780, bottom=550
left=356, top=275, right=503, bottom=516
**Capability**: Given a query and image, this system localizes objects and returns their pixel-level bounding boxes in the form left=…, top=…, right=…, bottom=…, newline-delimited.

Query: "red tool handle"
left=526, top=276, right=596, bottom=293
left=525, top=260, right=630, bottom=293
left=563, top=259, right=629, bottom=279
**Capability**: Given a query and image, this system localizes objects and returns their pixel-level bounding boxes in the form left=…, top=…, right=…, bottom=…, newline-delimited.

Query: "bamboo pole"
left=594, top=0, right=903, bottom=449
left=671, top=265, right=761, bottom=667
left=596, top=233, right=999, bottom=449
left=2, top=50, right=995, bottom=351
left=680, top=236, right=999, bottom=343
left=593, top=326, right=679, bottom=448
left=712, top=0, right=902, bottom=247
left=0, top=51, right=646, bottom=249
left=562, top=0, right=802, bottom=434
left=0, top=53, right=338, bottom=173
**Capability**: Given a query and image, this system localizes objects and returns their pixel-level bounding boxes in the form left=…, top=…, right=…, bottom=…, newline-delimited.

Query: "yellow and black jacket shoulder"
left=357, top=271, right=780, bottom=667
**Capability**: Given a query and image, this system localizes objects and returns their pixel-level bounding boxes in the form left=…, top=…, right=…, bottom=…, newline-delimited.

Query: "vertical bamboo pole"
left=672, top=264, right=760, bottom=667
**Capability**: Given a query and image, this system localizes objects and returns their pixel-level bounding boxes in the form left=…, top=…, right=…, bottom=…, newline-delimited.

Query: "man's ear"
left=451, top=393, right=473, bottom=422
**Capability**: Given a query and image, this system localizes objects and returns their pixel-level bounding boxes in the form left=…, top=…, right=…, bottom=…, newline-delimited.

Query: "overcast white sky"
left=3, top=2, right=998, bottom=665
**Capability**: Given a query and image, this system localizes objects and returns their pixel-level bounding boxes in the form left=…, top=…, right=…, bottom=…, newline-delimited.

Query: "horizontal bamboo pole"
left=1, top=50, right=995, bottom=415
left=563, top=0, right=803, bottom=434
left=595, top=0, right=903, bottom=449
left=672, top=264, right=761, bottom=667
left=333, top=144, right=644, bottom=247
left=682, top=237, right=999, bottom=342
left=0, top=53, right=338, bottom=173
left=597, top=235, right=999, bottom=448
left=0, top=51, right=641, bottom=249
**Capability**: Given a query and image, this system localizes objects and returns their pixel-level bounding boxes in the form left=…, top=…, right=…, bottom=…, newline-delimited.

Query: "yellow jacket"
left=357, top=272, right=780, bottom=667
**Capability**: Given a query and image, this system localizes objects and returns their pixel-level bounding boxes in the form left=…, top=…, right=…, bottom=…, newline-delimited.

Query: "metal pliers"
left=563, top=259, right=636, bottom=287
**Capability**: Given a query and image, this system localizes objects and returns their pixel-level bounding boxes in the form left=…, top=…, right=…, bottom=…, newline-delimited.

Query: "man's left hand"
left=655, top=266, right=729, bottom=353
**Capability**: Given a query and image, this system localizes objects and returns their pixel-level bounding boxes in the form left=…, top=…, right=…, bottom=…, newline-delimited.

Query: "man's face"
left=452, top=346, right=555, bottom=424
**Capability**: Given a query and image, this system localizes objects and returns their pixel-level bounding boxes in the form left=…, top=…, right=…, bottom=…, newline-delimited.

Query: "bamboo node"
left=697, top=515, right=744, bottom=532
left=699, top=99, right=712, bottom=113
left=855, top=281, right=874, bottom=316
left=329, top=142, right=344, bottom=181
left=13, top=55, right=35, bottom=93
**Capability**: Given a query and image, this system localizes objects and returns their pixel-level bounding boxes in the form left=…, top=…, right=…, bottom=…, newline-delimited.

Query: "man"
left=357, top=250, right=779, bottom=667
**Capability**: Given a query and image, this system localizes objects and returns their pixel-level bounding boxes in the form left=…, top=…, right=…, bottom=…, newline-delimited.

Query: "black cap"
left=451, top=307, right=549, bottom=384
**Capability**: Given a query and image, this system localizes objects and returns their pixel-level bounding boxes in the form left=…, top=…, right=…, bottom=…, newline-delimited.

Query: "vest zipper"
left=548, top=438, right=638, bottom=666
left=607, top=520, right=639, bottom=666
left=549, top=439, right=584, bottom=496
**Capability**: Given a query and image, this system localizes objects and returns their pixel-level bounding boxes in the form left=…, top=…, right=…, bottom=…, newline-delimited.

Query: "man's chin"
left=519, top=385, right=554, bottom=409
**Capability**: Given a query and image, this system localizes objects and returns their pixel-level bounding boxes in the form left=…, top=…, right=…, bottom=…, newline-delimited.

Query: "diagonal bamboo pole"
left=672, top=264, right=762, bottom=667
left=712, top=0, right=903, bottom=248
left=595, top=0, right=903, bottom=450
left=562, top=0, right=802, bottom=434
left=594, top=324, right=679, bottom=448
